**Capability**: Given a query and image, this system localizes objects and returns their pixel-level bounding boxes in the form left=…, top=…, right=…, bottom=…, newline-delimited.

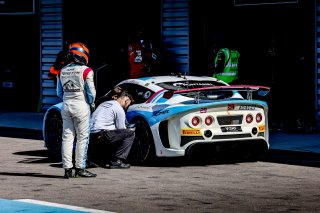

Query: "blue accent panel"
left=150, top=90, right=166, bottom=103
left=155, top=94, right=179, bottom=104
left=82, top=114, right=91, bottom=169
left=138, top=77, right=153, bottom=81
left=50, top=102, right=63, bottom=112
left=57, top=80, right=63, bottom=99
left=85, top=84, right=94, bottom=104
left=156, top=97, right=168, bottom=103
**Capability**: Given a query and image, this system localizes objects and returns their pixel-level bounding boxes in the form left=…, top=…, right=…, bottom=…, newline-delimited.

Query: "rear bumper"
left=185, top=139, right=269, bottom=159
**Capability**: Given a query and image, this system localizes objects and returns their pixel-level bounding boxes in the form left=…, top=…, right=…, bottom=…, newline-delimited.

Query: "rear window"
left=157, top=81, right=235, bottom=101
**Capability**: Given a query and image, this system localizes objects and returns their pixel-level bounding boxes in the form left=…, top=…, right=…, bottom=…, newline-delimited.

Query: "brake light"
left=246, top=114, right=253, bottom=123
left=256, top=113, right=263, bottom=123
left=205, top=116, right=214, bottom=126
left=191, top=116, right=201, bottom=126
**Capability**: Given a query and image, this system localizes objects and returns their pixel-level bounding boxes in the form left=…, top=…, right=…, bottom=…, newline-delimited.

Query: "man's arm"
left=56, top=76, right=63, bottom=99
left=114, top=106, right=127, bottom=129
left=84, top=68, right=96, bottom=104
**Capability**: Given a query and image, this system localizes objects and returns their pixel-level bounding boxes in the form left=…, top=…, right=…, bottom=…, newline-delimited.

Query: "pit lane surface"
left=0, top=136, right=320, bottom=213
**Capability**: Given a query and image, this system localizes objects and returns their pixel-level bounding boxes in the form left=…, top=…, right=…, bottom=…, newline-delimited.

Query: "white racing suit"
left=57, top=63, right=96, bottom=169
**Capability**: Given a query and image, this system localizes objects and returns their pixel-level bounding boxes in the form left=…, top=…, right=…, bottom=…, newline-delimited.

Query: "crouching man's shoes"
left=108, top=159, right=130, bottom=169
left=75, top=168, right=97, bottom=178
left=64, top=168, right=73, bottom=179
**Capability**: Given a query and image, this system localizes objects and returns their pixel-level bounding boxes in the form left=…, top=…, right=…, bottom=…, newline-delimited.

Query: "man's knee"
left=127, top=130, right=135, bottom=141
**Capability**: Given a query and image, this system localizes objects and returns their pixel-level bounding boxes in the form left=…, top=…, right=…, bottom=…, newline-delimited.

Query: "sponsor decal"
left=227, top=104, right=235, bottom=110
left=62, top=80, right=81, bottom=92
left=221, top=126, right=242, bottom=132
left=124, top=80, right=139, bottom=84
left=173, top=82, right=215, bottom=87
left=181, top=129, right=201, bottom=136
left=258, top=125, right=265, bottom=132
left=239, top=105, right=256, bottom=110
left=135, top=105, right=151, bottom=110
left=154, top=109, right=169, bottom=116
left=61, top=71, right=80, bottom=76
left=200, top=108, right=207, bottom=113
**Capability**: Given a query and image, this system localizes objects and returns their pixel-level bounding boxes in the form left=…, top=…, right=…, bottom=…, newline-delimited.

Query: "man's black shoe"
left=75, top=169, right=97, bottom=178
left=108, top=159, right=130, bottom=169
left=64, top=168, right=73, bottom=179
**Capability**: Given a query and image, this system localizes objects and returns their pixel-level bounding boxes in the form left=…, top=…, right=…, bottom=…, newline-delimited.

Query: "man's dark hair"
left=118, top=90, right=134, bottom=103
left=111, top=86, right=123, bottom=98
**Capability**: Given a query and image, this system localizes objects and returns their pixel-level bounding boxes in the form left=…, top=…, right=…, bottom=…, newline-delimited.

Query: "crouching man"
left=89, top=91, right=135, bottom=169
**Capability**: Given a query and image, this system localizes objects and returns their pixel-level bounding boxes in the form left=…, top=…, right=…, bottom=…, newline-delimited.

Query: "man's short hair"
left=118, top=90, right=134, bottom=103
left=113, top=86, right=123, bottom=96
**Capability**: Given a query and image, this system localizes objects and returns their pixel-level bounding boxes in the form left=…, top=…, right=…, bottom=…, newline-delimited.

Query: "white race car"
left=43, top=75, right=270, bottom=163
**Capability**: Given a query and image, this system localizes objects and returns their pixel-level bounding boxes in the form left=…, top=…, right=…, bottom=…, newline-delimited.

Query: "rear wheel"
left=128, top=119, right=155, bottom=165
left=44, top=109, right=63, bottom=160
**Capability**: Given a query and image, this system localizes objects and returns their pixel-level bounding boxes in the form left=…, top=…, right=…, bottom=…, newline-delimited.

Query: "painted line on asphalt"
left=15, top=199, right=116, bottom=213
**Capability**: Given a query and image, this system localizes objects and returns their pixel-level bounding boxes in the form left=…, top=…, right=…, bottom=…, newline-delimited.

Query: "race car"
left=43, top=75, right=270, bottom=163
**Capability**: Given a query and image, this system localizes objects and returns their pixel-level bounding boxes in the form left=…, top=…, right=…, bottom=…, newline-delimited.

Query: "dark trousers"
left=89, top=129, right=135, bottom=163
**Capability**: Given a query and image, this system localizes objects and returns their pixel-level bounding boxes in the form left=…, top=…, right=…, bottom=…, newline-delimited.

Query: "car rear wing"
left=163, top=85, right=270, bottom=100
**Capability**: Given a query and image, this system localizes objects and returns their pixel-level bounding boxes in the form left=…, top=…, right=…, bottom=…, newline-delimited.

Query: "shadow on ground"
left=10, top=144, right=320, bottom=168
left=0, top=172, right=63, bottom=179
left=13, top=150, right=61, bottom=165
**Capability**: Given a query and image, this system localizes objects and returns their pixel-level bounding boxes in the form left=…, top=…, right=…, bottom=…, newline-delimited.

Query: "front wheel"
left=128, top=119, right=155, bottom=165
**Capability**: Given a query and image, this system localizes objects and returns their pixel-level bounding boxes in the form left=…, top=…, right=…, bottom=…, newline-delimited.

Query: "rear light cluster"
left=191, top=116, right=214, bottom=127
left=245, top=113, right=263, bottom=124
left=191, top=113, right=263, bottom=126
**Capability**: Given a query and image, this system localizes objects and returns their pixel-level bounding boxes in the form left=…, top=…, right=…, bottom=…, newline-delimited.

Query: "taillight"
left=246, top=114, right=253, bottom=123
left=205, top=116, right=214, bottom=126
left=256, top=113, right=263, bottom=123
left=191, top=116, right=201, bottom=126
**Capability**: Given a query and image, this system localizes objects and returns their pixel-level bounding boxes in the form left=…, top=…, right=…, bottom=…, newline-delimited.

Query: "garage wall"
left=39, top=0, right=63, bottom=111
left=161, top=0, right=190, bottom=74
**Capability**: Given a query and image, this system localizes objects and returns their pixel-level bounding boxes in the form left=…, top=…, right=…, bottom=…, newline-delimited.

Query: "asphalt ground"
left=0, top=111, right=320, bottom=212
left=1, top=136, right=320, bottom=213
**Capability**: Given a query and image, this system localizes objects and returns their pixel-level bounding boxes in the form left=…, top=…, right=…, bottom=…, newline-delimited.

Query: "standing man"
left=57, top=42, right=97, bottom=178
left=128, top=27, right=158, bottom=78
left=90, top=91, right=135, bottom=169
left=213, top=47, right=240, bottom=84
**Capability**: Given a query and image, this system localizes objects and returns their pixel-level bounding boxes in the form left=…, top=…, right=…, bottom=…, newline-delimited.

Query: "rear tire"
left=128, top=119, right=155, bottom=165
left=44, top=109, right=63, bottom=160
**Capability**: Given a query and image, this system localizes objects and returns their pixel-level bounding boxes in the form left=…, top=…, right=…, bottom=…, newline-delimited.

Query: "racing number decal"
left=181, top=129, right=201, bottom=136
